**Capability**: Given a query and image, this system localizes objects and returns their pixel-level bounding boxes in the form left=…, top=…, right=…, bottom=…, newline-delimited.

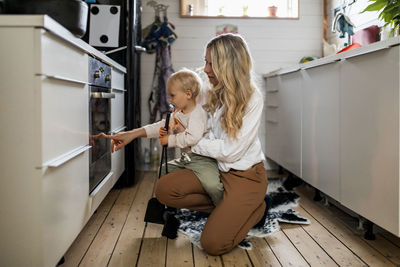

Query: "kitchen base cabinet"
left=340, top=46, right=400, bottom=236
left=301, top=63, right=340, bottom=200
left=265, top=72, right=302, bottom=178
left=264, top=37, right=400, bottom=237
left=0, top=16, right=127, bottom=267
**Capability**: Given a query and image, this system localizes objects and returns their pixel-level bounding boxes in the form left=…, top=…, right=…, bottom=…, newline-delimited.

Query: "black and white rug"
left=175, top=178, right=310, bottom=250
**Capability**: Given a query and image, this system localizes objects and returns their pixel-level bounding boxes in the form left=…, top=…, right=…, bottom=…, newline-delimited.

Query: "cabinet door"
left=111, top=69, right=125, bottom=180
left=340, top=47, right=400, bottom=236
left=301, top=63, right=340, bottom=200
left=278, top=72, right=302, bottom=177
left=42, top=150, right=89, bottom=267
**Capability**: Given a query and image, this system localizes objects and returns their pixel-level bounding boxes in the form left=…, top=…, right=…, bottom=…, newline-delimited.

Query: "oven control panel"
left=89, top=56, right=111, bottom=88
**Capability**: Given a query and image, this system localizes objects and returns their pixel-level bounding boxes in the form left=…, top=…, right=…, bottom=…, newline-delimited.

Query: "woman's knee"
left=200, top=232, right=232, bottom=256
left=154, top=177, right=171, bottom=205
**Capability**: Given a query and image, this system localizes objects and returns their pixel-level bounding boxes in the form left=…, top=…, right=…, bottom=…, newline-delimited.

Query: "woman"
left=155, top=33, right=268, bottom=255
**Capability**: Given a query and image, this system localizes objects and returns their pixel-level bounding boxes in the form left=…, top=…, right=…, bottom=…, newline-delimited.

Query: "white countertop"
left=263, top=35, right=400, bottom=78
left=0, top=15, right=126, bottom=73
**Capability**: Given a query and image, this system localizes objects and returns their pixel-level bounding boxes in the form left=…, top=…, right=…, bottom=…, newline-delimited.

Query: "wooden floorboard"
left=63, top=189, right=121, bottom=267
left=280, top=222, right=337, bottom=266
left=296, top=185, right=397, bottom=266
left=265, top=230, right=309, bottom=267
left=61, top=171, right=400, bottom=267
left=79, top=177, right=142, bottom=267
left=246, top=237, right=281, bottom=267
left=108, top=172, right=156, bottom=267
left=166, top=233, right=193, bottom=267
left=221, top=246, right=253, bottom=267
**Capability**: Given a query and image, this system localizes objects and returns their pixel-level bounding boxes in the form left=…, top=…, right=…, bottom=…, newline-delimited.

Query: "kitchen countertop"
left=0, top=15, right=126, bottom=73
left=263, top=35, right=400, bottom=78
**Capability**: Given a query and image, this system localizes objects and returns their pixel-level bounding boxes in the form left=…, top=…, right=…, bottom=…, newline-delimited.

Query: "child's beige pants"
left=155, top=162, right=267, bottom=255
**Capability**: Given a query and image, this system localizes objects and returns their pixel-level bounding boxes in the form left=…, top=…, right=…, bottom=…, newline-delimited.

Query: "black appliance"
left=3, top=0, right=88, bottom=37
left=83, top=0, right=143, bottom=187
left=88, top=56, right=114, bottom=192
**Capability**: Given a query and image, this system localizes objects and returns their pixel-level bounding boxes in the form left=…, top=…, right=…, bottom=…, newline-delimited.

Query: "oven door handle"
left=90, top=92, right=116, bottom=99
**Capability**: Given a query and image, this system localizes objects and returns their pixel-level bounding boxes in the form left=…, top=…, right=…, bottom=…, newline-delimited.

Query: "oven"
left=89, top=56, right=114, bottom=192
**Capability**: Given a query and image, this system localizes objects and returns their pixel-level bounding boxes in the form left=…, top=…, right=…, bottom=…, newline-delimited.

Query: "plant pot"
left=268, top=6, right=277, bottom=17
left=4, top=0, right=88, bottom=37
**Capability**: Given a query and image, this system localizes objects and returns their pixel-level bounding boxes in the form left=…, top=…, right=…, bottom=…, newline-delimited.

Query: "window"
left=180, top=0, right=299, bottom=19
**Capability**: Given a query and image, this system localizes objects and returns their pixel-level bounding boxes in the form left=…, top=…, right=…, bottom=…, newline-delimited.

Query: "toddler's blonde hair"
left=167, top=69, right=202, bottom=99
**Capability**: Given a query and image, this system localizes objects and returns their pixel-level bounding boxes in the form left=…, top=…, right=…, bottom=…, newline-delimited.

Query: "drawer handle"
left=37, top=74, right=87, bottom=85
left=91, top=92, right=116, bottom=99
left=267, top=120, right=278, bottom=124
left=267, top=89, right=278, bottom=93
left=267, top=105, right=278, bottom=108
left=112, top=87, right=127, bottom=92
left=112, top=126, right=127, bottom=135
left=135, top=45, right=147, bottom=53
left=41, top=145, right=91, bottom=168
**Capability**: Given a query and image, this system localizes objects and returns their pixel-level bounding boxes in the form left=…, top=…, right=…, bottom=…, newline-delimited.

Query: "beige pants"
left=155, top=162, right=267, bottom=255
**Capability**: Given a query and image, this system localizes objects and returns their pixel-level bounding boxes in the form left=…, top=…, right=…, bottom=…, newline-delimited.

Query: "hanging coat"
left=142, top=19, right=177, bottom=123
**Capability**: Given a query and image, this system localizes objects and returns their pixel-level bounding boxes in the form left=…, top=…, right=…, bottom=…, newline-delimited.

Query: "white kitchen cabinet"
left=264, top=37, right=400, bottom=237
left=111, top=68, right=126, bottom=182
left=1, top=26, right=90, bottom=267
left=340, top=46, right=400, bottom=236
left=267, top=71, right=302, bottom=177
left=0, top=16, right=126, bottom=267
left=301, top=63, right=340, bottom=200
left=265, top=76, right=281, bottom=164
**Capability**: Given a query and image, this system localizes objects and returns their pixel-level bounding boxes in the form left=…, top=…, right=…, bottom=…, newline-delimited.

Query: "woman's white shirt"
left=191, top=89, right=265, bottom=172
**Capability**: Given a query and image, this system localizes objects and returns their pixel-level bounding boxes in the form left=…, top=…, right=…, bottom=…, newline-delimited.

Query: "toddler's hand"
left=159, top=127, right=168, bottom=138
left=159, top=134, right=169, bottom=146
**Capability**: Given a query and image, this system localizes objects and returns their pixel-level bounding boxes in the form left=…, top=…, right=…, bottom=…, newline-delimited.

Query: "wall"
left=140, top=0, right=323, bottom=167
left=326, top=0, right=383, bottom=50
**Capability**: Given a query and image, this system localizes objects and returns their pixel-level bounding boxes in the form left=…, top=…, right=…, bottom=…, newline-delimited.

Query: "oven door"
left=89, top=86, right=115, bottom=192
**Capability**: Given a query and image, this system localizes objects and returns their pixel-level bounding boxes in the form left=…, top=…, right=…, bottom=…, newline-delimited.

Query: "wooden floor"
left=61, top=171, right=400, bottom=267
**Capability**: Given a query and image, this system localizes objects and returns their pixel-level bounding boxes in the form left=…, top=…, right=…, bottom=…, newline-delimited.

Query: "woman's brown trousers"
left=155, top=162, right=267, bottom=255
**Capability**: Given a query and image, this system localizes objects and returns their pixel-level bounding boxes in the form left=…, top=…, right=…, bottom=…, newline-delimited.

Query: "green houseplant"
left=362, top=0, right=400, bottom=35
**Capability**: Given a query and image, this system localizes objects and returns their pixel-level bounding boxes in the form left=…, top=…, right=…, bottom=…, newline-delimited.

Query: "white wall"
left=140, top=0, right=323, bottom=164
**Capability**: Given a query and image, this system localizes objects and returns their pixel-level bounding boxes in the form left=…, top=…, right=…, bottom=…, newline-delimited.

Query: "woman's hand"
left=100, top=131, right=136, bottom=152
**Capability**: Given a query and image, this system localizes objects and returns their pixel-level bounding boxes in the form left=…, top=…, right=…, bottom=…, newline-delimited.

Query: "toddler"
left=144, top=69, right=223, bottom=205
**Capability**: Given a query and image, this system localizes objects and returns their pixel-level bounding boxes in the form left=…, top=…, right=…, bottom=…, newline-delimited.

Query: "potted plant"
left=361, top=0, right=400, bottom=36
left=268, top=5, right=277, bottom=17
left=242, top=5, right=248, bottom=17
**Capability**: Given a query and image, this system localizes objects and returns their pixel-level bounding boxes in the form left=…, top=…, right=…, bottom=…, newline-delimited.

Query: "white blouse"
left=191, top=89, right=265, bottom=172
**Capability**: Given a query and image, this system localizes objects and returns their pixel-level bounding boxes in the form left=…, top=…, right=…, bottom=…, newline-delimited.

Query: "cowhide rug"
left=175, top=177, right=310, bottom=250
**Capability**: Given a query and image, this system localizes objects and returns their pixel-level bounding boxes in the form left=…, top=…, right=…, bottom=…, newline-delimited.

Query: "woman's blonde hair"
left=204, top=34, right=256, bottom=140
left=167, top=68, right=202, bottom=98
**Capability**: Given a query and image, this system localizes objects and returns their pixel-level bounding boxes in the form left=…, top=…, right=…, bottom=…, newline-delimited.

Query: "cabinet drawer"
left=266, top=121, right=280, bottom=163
left=111, top=90, right=125, bottom=130
left=265, top=108, right=278, bottom=123
left=112, top=68, right=125, bottom=90
left=265, top=76, right=279, bottom=93
left=112, top=148, right=125, bottom=180
left=42, top=150, right=89, bottom=267
left=41, top=31, right=88, bottom=83
left=41, top=78, right=89, bottom=164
